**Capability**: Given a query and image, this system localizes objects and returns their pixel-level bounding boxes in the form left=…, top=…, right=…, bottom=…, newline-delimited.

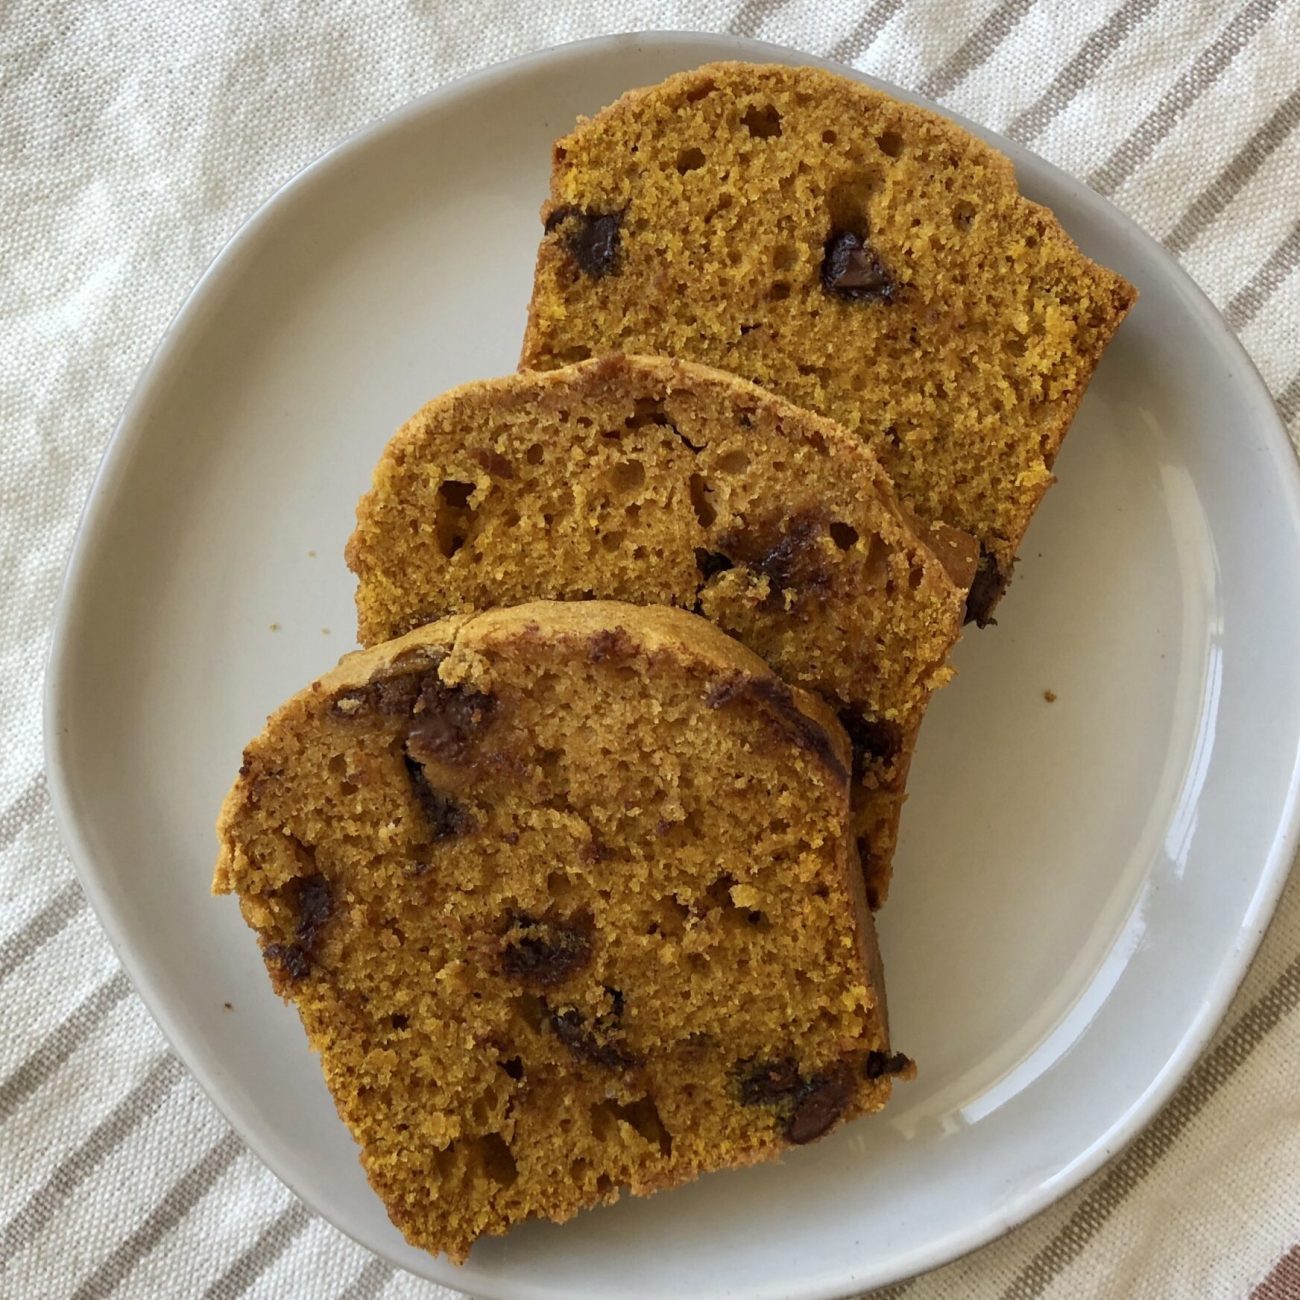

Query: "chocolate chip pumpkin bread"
left=347, top=353, right=972, bottom=905
left=214, top=601, right=908, bottom=1262
left=520, top=62, right=1136, bottom=623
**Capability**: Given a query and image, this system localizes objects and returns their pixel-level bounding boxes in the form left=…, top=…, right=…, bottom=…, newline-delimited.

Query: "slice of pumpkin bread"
left=214, top=601, right=910, bottom=1262
left=347, top=354, right=971, bottom=903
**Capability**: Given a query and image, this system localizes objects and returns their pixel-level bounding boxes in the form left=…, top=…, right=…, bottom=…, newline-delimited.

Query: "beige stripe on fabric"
left=1275, top=368, right=1300, bottom=427
left=0, top=1054, right=182, bottom=1269
left=1164, top=83, right=1300, bottom=255
left=1088, top=0, right=1287, bottom=195
left=920, top=0, right=1039, bottom=101
left=0, top=969, right=131, bottom=1123
left=826, top=0, right=906, bottom=66
left=1007, top=0, right=1162, bottom=143
left=335, top=1256, right=395, bottom=1300
left=0, top=879, right=84, bottom=980
left=1225, top=215, right=1300, bottom=329
left=67, top=1133, right=243, bottom=1300
left=1000, top=948, right=1300, bottom=1298
left=1251, top=1244, right=1300, bottom=1299
left=726, top=0, right=795, bottom=39
left=202, top=1201, right=313, bottom=1300
left=0, top=774, right=48, bottom=854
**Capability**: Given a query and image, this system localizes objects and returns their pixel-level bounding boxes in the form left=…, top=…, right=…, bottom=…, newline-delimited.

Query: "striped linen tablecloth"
left=4, top=2, right=1299, bottom=1296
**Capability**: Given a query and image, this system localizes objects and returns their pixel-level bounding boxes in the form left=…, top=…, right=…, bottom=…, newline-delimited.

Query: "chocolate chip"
left=263, top=871, right=333, bottom=979
left=500, top=913, right=593, bottom=987
left=821, top=229, right=896, bottom=302
left=964, top=546, right=1007, bottom=627
left=330, top=668, right=428, bottom=718
left=706, top=673, right=848, bottom=786
left=586, top=628, right=636, bottom=663
left=716, top=512, right=831, bottom=605
left=402, top=752, right=469, bottom=840
left=694, top=548, right=734, bottom=581
left=263, top=942, right=312, bottom=980
left=836, top=710, right=904, bottom=780
left=736, top=1057, right=801, bottom=1106
left=786, top=1073, right=853, bottom=1144
left=546, top=206, right=622, bottom=277
left=407, top=681, right=495, bottom=763
left=547, top=1004, right=640, bottom=1070
left=864, top=1050, right=913, bottom=1080
left=734, top=1057, right=854, bottom=1142
left=294, top=873, right=332, bottom=950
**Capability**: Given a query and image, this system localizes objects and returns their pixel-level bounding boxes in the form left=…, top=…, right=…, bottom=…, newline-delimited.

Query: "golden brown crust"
left=520, top=61, right=1136, bottom=620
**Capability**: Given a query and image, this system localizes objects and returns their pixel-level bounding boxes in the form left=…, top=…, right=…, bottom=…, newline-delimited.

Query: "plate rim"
left=42, top=28, right=1300, bottom=1299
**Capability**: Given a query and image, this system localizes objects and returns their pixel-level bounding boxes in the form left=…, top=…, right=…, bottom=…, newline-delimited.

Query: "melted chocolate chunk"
left=716, top=512, right=831, bottom=605
left=263, top=942, right=312, bottom=980
left=821, top=229, right=896, bottom=302
left=294, top=873, right=332, bottom=949
left=330, top=669, right=426, bottom=718
left=786, top=1073, right=853, bottom=1144
left=736, top=1057, right=801, bottom=1106
left=964, top=546, right=1007, bottom=627
left=586, top=628, right=637, bottom=664
left=864, top=1050, right=913, bottom=1080
left=500, top=913, right=593, bottom=987
left=706, top=673, right=848, bottom=785
left=734, top=1057, right=854, bottom=1144
left=547, top=1003, right=640, bottom=1070
left=263, top=872, right=333, bottom=980
left=402, top=752, right=469, bottom=840
left=836, top=710, right=904, bottom=781
left=407, top=681, right=496, bottom=763
left=694, top=548, right=734, bottom=582
left=546, top=206, right=622, bottom=277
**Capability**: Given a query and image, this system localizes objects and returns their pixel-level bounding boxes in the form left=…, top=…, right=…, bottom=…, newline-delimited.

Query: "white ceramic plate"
left=46, top=31, right=1300, bottom=1300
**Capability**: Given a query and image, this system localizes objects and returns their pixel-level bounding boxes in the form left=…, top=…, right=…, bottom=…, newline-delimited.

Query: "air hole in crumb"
left=390, top=1013, right=409, bottom=1030
left=525, top=443, right=544, bottom=465
left=606, top=459, right=646, bottom=492
left=952, top=200, right=976, bottom=229
left=500, top=1056, right=525, bottom=1080
left=877, top=129, right=903, bottom=157
left=705, top=874, right=736, bottom=909
left=741, top=104, right=783, bottom=137
left=676, top=146, right=706, bottom=173
left=479, top=1133, right=518, bottom=1186
left=909, top=565, right=924, bottom=590
left=595, top=1173, right=615, bottom=1195
left=829, top=521, right=859, bottom=550
left=822, top=128, right=837, bottom=144
left=715, top=448, right=750, bottom=474
left=1004, top=336, right=1027, bottom=358
left=612, top=1096, right=672, bottom=1156
left=686, top=79, right=715, bottom=102
left=773, top=245, right=796, bottom=271
left=601, top=530, right=624, bottom=552
left=328, top=754, right=347, bottom=776
left=339, top=780, right=358, bottom=796
left=438, top=480, right=474, bottom=508
left=769, top=282, right=791, bottom=301
left=688, top=474, right=716, bottom=528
